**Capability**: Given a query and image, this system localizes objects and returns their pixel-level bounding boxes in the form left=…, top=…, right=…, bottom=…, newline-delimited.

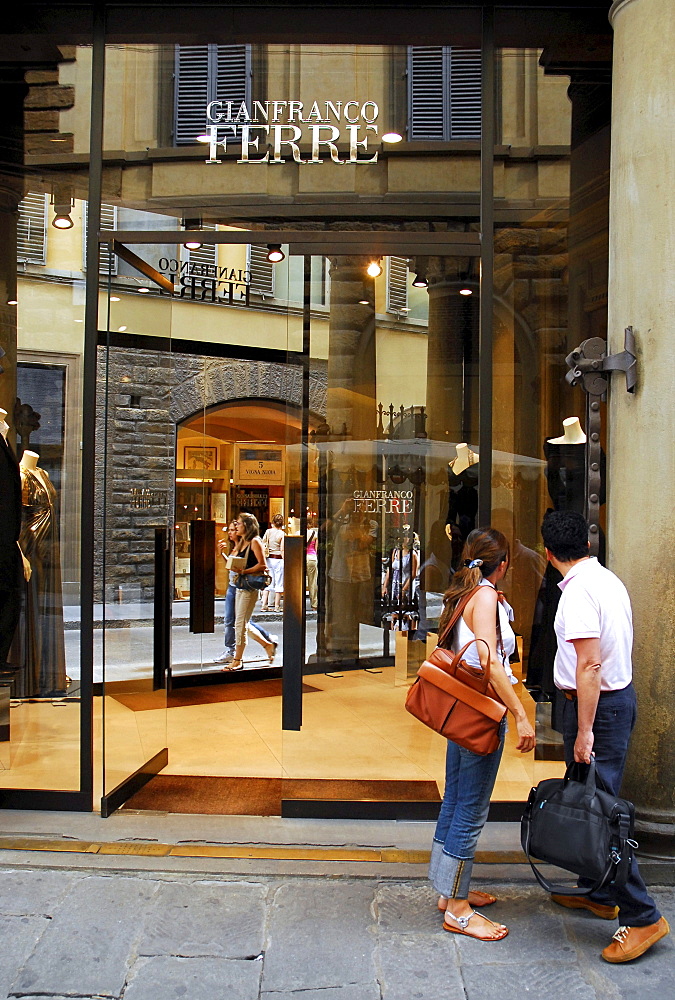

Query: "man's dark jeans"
left=562, top=683, right=661, bottom=927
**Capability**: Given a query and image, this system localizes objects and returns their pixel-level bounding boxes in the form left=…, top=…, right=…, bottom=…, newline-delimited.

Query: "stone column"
left=326, top=256, right=377, bottom=443
left=607, top=0, right=675, bottom=857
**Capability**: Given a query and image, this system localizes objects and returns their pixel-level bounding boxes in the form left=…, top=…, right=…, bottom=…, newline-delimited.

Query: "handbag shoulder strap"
left=437, top=586, right=481, bottom=648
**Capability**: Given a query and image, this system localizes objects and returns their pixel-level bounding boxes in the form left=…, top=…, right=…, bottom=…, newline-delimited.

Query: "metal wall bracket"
left=563, top=328, right=638, bottom=556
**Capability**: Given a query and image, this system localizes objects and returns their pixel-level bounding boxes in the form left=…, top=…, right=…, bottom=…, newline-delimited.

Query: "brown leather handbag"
left=405, top=587, right=507, bottom=755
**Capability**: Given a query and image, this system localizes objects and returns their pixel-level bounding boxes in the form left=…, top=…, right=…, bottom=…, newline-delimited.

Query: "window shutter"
left=174, top=45, right=211, bottom=145
left=181, top=224, right=218, bottom=273
left=174, top=44, right=251, bottom=146
left=215, top=45, right=251, bottom=111
left=83, top=202, right=118, bottom=274
left=17, top=193, right=48, bottom=265
left=448, top=49, right=481, bottom=140
left=247, top=244, right=275, bottom=298
left=408, top=47, right=446, bottom=141
left=408, top=46, right=481, bottom=141
left=386, top=256, right=409, bottom=314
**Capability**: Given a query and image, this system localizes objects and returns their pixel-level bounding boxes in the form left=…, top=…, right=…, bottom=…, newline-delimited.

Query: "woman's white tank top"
left=451, top=579, right=518, bottom=682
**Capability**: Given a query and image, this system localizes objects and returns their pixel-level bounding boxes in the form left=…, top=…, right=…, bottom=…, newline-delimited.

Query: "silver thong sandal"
left=442, top=908, right=509, bottom=941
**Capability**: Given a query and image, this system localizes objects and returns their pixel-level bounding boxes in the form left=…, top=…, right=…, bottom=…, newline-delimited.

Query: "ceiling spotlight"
left=52, top=210, right=73, bottom=230
left=367, top=260, right=382, bottom=278
left=358, top=299, right=370, bottom=305
left=182, top=217, right=202, bottom=250
left=196, top=134, right=211, bottom=143
left=382, top=131, right=403, bottom=143
left=459, top=287, right=473, bottom=296
left=137, top=286, right=150, bottom=293
left=412, top=273, right=428, bottom=288
left=266, top=243, right=285, bottom=263
left=6, top=298, right=17, bottom=306
left=51, top=186, right=74, bottom=229
left=118, top=325, right=127, bottom=332
left=110, top=295, right=121, bottom=302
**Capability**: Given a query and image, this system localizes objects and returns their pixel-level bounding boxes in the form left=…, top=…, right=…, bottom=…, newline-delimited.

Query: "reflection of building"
left=0, top=1, right=671, bottom=858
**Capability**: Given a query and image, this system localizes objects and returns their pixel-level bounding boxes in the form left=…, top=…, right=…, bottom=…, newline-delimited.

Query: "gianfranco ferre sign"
left=204, top=100, right=381, bottom=164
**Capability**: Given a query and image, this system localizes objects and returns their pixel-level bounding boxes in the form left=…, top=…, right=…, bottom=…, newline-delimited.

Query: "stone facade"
left=95, top=346, right=327, bottom=602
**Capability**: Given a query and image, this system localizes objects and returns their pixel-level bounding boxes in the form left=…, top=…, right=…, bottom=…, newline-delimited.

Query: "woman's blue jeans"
left=222, top=584, right=272, bottom=656
left=429, top=720, right=505, bottom=899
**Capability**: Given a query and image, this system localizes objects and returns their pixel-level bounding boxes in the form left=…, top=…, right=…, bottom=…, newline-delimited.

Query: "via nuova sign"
left=204, top=99, right=382, bottom=165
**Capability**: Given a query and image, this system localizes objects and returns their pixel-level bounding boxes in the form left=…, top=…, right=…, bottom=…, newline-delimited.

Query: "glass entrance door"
left=280, top=247, right=485, bottom=816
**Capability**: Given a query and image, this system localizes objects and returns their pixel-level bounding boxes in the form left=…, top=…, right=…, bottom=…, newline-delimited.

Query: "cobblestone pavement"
left=0, top=866, right=672, bottom=999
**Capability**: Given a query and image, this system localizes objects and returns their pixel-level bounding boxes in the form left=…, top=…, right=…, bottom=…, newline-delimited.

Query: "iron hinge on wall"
left=563, top=327, right=638, bottom=555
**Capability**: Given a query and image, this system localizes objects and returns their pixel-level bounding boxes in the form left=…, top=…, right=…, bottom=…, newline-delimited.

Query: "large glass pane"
left=1, top=32, right=93, bottom=793
left=492, top=47, right=610, bottom=793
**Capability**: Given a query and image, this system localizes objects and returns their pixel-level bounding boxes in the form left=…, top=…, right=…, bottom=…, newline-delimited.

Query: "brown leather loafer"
left=551, top=894, right=619, bottom=920
left=602, top=916, right=670, bottom=963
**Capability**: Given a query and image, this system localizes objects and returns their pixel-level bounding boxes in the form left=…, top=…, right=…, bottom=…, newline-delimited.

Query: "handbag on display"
left=404, top=586, right=507, bottom=755
left=520, top=756, right=636, bottom=895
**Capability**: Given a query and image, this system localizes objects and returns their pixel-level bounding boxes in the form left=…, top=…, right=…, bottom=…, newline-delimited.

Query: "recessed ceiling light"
left=459, top=288, right=473, bottom=296
left=359, top=299, right=370, bottom=305
left=6, top=298, right=17, bottom=305
left=118, top=325, right=127, bottom=332
left=382, top=131, right=403, bottom=143
left=137, top=286, right=150, bottom=293
left=110, top=295, right=121, bottom=302
left=196, top=134, right=211, bottom=143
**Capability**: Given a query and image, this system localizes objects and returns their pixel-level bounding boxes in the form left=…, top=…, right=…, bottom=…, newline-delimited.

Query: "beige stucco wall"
left=607, top=0, right=675, bottom=847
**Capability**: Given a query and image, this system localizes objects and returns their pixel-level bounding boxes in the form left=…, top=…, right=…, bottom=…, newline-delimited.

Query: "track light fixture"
left=51, top=186, right=74, bottom=229
left=266, top=244, right=285, bottom=263
left=182, top=217, right=203, bottom=250
left=412, top=272, right=428, bottom=288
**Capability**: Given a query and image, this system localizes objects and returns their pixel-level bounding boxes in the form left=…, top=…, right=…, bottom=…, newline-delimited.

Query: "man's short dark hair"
left=541, top=510, right=590, bottom=562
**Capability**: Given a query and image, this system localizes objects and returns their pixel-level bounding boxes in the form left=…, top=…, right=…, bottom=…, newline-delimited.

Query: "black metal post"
left=153, top=527, right=171, bottom=690
left=479, top=4, right=495, bottom=526
left=189, top=520, right=215, bottom=633
left=282, top=535, right=304, bottom=730
left=80, top=2, right=106, bottom=809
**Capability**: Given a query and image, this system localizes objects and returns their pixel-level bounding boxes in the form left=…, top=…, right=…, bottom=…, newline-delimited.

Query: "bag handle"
left=521, top=757, right=628, bottom=896
left=449, top=637, right=493, bottom=692
left=437, top=586, right=481, bottom=648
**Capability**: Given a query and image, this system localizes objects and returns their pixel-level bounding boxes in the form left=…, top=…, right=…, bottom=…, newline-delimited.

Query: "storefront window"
left=0, top=10, right=611, bottom=816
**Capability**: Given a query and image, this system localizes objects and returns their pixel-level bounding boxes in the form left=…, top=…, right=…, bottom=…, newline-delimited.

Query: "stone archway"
left=170, top=355, right=327, bottom=424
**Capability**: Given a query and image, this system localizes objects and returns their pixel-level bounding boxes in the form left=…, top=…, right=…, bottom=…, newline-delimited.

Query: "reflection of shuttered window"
left=82, top=202, right=118, bottom=274
left=17, top=193, right=48, bottom=265
left=408, top=46, right=481, bottom=141
left=174, top=44, right=251, bottom=146
left=247, top=245, right=275, bottom=298
left=386, top=256, right=409, bottom=314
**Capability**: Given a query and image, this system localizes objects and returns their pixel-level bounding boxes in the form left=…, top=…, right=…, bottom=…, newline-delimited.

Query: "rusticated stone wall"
left=95, top=346, right=327, bottom=602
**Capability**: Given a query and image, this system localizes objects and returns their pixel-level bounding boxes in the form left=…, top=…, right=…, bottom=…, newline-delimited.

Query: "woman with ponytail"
left=430, top=527, right=535, bottom=942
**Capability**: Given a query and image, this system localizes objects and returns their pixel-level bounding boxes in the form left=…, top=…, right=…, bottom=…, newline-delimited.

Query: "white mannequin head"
left=20, top=449, right=39, bottom=470
left=547, top=416, right=586, bottom=445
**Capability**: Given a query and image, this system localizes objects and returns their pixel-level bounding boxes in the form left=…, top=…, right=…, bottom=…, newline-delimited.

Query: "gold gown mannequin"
left=9, top=455, right=67, bottom=697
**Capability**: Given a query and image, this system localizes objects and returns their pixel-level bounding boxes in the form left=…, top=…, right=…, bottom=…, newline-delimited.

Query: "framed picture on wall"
left=184, top=446, right=218, bottom=471
left=211, top=492, right=228, bottom=523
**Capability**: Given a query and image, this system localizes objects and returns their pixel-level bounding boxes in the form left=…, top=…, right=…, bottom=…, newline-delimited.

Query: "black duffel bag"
left=521, top=756, right=637, bottom=895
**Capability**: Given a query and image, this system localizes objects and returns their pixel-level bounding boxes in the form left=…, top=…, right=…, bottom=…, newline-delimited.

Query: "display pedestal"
left=394, top=631, right=437, bottom=685
left=534, top=700, right=565, bottom=761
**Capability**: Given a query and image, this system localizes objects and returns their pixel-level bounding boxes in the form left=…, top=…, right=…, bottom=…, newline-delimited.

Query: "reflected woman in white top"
left=429, top=527, right=535, bottom=942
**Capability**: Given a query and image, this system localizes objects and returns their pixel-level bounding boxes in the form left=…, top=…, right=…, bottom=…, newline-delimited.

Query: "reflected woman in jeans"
left=430, top=528, right=535, bottom=941
left=215, top=521, right=276, bottom=666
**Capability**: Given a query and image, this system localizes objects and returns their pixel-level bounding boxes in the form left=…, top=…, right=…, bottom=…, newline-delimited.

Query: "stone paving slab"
left=261, top=880, right=378, bottom=993
left=11, top=875, right=160, bottom=998
left=0, top=869, right=85, bottom=916
left=0, top=867, right=672, bottom=1000
left=122, top=955, right=262, bottom=1000
left=136, top=879, right=267, bottom=959
left=376, top=932, right=464, bottom=999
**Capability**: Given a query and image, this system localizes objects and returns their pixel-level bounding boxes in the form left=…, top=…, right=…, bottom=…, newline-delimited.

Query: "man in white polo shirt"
left=540, top=510, right=669, bottom=963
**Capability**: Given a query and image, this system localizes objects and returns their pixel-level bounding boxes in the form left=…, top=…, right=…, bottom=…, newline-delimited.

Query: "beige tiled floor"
left=1, top=666, right=564, bottom=805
